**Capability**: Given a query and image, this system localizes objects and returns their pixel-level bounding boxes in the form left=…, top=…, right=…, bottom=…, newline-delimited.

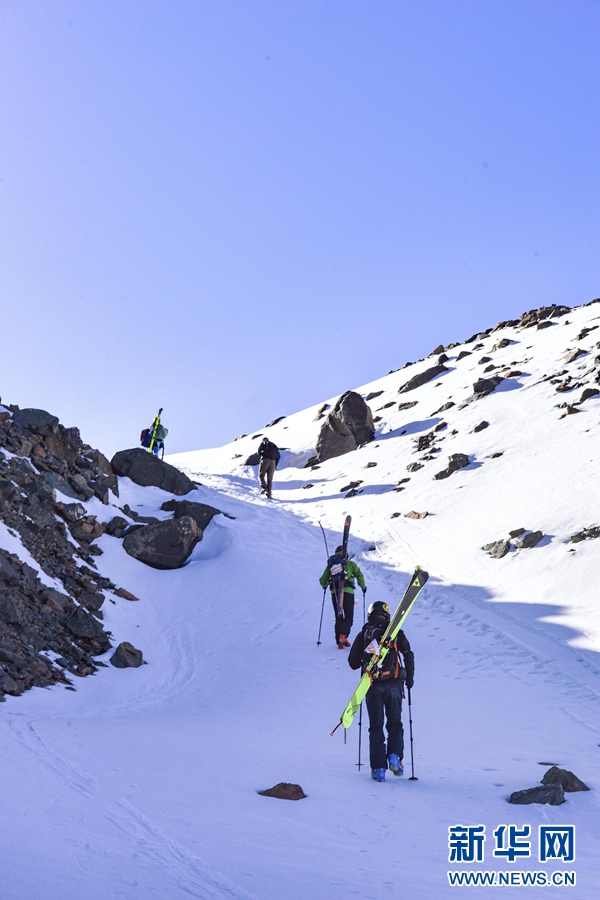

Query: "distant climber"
left=348, top=600, right=414, bottom=782
left=140, top=408, right=168, bottom=459
left=257, top=437, right=280, bottom=499
left=319, top=545, right=366, bottom=649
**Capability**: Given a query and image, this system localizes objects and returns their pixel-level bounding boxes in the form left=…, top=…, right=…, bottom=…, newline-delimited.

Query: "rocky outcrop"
left=541, top=766, right=589, bottom=792
left=111, top=448, right=195, bottom=495
left=122, top=516, right=202, bottom=569
left=110, top=641, right=144, bottom=668
left=314, top=391, right=375, bottom=463
left=161, top=499, right=222, bottom=531
left=518, top=304, right=570, bottom=329
left=398, top=364, right=448, bottom=394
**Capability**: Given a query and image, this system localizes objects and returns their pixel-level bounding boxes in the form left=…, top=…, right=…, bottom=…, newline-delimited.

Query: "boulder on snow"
left=122, top=516, right=202, bottom=569
left=541, top=766, right=589, bottom=793
left=509, top=783, right=565, bottom=806
left=315, top=391, right=375, bottom=463
left=66, top=606, right=108, bottom=641
left=433, top=453, right=470, bottom=480
left=110, top=641, right=144, bottom=668
left=483, top=539, right=511, bottom=559
left=405, top=511, right=429, bottom=519
left=110, top=448, right=195, bottom=495
left=259, top=782, right=306, bottom=801
left=473, top=375, right=503, bottom=398
left=244, top=452, right=260, bottom=466
left=161, top=499, right=222, bottom=531
left=514, top=531, right=543, bottom=549
left=580, top=387, right=600, bottom=403
left=398, top=364, right=448, bottom=394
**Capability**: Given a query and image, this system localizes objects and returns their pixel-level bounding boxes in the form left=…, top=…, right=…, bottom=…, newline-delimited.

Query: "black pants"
left=331, top=590, right=355, bottom=641
left=365, top=680, right=404, bottom=770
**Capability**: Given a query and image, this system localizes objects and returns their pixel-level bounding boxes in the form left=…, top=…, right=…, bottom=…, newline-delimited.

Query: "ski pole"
left=316, top=588, right=326, bottom=646
left=356, top=703, right=363, bottom=770
left=407, top=686, right=417, bottom=781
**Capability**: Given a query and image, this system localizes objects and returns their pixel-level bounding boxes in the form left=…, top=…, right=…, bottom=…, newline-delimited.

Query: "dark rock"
left=431, top=344, right=445, bottom=355
left=489, top=452, right=504, bottom=458
left=66, top=606, right=107, bottom=640
left=60, top=503, right=87, bottom=523
left=161, top=499, right=222, bottom=531
left=365, top=390, right=383, bottom=401
left=105, top=516, right=130, bottom=537
left=565, top=348, right=585, bottom=364
left=473, top=376, right=503, bottom=398
left=570, top=526, right=600, bottom=543
left=437, top=353, right=449, bottom=364
left=110, top=448, right=195, bottom=496
left=245, top=453, right=260, bottom=466
left=80, top=592, right=105, bottom=612
left=483, top=540, right=511, bottom=559
left=0, top=556, right=19, bottom=582
left=518, top=304, right=570, bottom=329
left=266, top=416, right=286, bottom=427
left=339, top=480, right=363, bottom=493
left=44, top=471, right=81, bottom=500
left=365, top=462, right=377, bottom=468
left=479, top=356, right=492, bottom=364
left=406, top=463, right=424, bottom=473
left=110, top=641, right=144, bottom=668
left=122, top=516, right=202, bottom=569
left=508, top=528, right=526, bottom=538
left=398, top=364, right=448, bottom=394
left=541, top=766, right=589, bottom=793
left=44, top=425, right=83, bottom=464
left=431, top=401, right=455, bottom=415
left=377, top=401, right=396, bottom=410
left=514, top=531, right=543, bottom=549
left=398, top=400, right=418, bottom=411
left=259, top=782, right=306, bottom=801
left=580, top=387, right=600, bottom=403
left=0, top=594, right=23, bottom=624
left=40, top=588, right=71, bottom=610
left=456, top=350, right=472, bottom=361
left=492, top=338, right=512, bottom=350
left=114, top=587, right=139, bottom=601
left=474, top=421, right=489, bottom=433
left=509, top=783, right=565, bottom=805
left=0, top=644, right=27, bottom=666
left=504, top=370, right=522, bottom=377
left=12, top=408, right=59, bottom=436
left=433, top=453, right=470, bottom=480
left=89, top=481, right=109, bottom=504
left=315, top=391, right=375, bottom=463
left=0, top=674, right=24, bottom=696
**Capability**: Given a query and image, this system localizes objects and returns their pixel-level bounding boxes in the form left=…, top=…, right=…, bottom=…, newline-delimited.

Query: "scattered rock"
left=397, top=401, right=418, bottom=411
left=456, top=350, right=472, bottom=361
left=437, top=353, right=449, bottom=364
left=123, top=516, right=202, bottom=569
left=570, top=526, right=600, bottom=543
left=431, top=401, right=455, bottom=415
left=265, top=416, right=286, bottom=427
left=365, top=462, right=377, bottom=468
left=315, top=391, right=375, bottom=463
left=508, top=528, right=526, bottom=538
left=11, top=408, right=59, bottom=435
left=391, top=512, right=402, bottom=518
left=479, top=356, right=492, bottom=364
left=509, top=783, right=565, bottom=805
left=377, top=401, right=396, bottom=410
left=245, top=453, right=260, bottom=466
left=259, top=782, right=306, bottom=801
left=564, top=347, right=586, bottom=364
left=339, top=480, right=363, bottom=493
left=504, top=370, right=522, bottom=378
left=491, top=338, right=512, bottom=351
left=514, top=531, right=543, bottom=549
left=474, top=421, right=489, bottom=433
left=110, top=448, right=195, bottom=495
left=430, top=344, right=445, bottom=356
left=398, top=364, right=448, bottom=394
left=518, top=304, right=570, bottom=329
left=405, top=511, right=428, bottom=519
left=433, top=453, right=470, bottom=480
left=161, top=499, right=222, bottom=531
left=114, top=587, right=140, bottom=601
left=365, top=390, right=383, bottom=401
left=483, top=540, right=511, bottom=559
left=66, top=606, right=107, bottom=641
left=110, top=641, right=144, bottom=668
left=489, top=452, right=503, bottom=458
left=313, top=403, right=329, bottom=421
left=541, top=766, right=589, bottom=793
left=406, top=463, right=423, bottom=473
left=473, top=375, right=503, bottom=398
left=44, top=471, right=81, bottom=500
left=580, top=387, right=600, bottom=403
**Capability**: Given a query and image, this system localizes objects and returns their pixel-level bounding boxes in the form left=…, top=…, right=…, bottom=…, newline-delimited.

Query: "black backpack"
left=140, top=428, right=152, bottom=448
left=362, top=623, right=405, bottom=682
left=261, top=440, right=280, bottom=465
left=327, top=552, right=346, bottom=591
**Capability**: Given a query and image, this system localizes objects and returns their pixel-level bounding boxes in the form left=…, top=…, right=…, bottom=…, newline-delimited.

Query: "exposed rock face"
left=315, top=391, right=375, bottom=463
left=122, top=516, right=202, bottom=569
left=110, top=641, right=144, bottom=668
left=509, top=783, right=565, bottom=805
left=473, top=376, right=503, bottom=398
left=161, top=499, right=222, bottom=531
left=259, top=782, right=306, bottom=801
left=398, top=364, right=448, bottom=394
left=518, top=304, right=570, bottom=329
left=245, top=453, right=260, bottom=466
left=541, top=766, right=589, bottom=792
left=110, top=448, right=195, bottom=495
left=434, top=453, right=470, bottom=480
left=570, top=525, right=600, bottom=543
left=12, top=408, right=59, bottom=435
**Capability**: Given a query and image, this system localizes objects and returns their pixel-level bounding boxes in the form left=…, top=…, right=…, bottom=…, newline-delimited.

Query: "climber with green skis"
left=348, top=600, right=414, bottom=782
left=319, top=544, right=366, bottom=649
left=140, top=408, right=168, bottom=459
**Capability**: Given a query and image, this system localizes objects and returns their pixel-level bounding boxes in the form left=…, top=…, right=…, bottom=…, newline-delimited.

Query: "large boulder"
left=44, top=425, right=84, bottom=464
left=110, top=448, right=195, bottom=495
left=11, top=408, right=59, bottom=435
left=161, top=499, right=221, bottom=531
left=315, top=391, right=375, bottom=463
left=110, top=641, right=144, bottom=668
left=122, top=516, right=202, bottom=569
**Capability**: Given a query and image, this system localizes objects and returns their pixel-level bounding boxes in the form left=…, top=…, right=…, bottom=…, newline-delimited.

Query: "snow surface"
left=2, top=303, right=600, bottom=897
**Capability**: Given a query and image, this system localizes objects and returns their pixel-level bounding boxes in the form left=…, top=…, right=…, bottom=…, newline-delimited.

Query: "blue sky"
left=1, top=1, right=598, bottom=457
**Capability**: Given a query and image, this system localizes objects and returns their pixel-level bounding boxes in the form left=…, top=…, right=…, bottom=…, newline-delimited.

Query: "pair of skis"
left=148, top=407, right=163, bottom=455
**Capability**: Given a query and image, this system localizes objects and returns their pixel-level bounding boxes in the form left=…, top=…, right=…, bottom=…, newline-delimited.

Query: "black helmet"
left=368, top=601, right=390, bottom=623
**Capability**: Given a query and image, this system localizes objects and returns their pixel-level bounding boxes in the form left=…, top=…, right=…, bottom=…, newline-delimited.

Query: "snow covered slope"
left=2, top=301, right=600, bottom=898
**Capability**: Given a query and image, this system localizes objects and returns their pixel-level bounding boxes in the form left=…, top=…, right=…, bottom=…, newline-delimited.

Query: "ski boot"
left=388, top=754, right=404, bottom=777
left=337, top=635, right=351, bottom=649
left=371, top=768, right=386, bottom=782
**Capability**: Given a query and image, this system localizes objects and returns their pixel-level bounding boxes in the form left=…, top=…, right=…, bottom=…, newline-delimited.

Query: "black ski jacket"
left=258, top=439, right=279, bottom=461
left=348, top=624, right=414, bottom=689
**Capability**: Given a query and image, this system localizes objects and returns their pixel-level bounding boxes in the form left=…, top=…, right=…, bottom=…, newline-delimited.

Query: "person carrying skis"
left=140, top=411, right=168, bottom=459
left=348, top=600, right=414, bottom=782
left=257, top=437, right=280, bottom=499
left=319, top=546, right=366, bottom=649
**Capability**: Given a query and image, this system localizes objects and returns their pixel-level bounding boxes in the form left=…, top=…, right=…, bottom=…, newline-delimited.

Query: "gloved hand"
left=406, top=678, right=414, bottom=690
left=362, top=586, right=367, bottom=594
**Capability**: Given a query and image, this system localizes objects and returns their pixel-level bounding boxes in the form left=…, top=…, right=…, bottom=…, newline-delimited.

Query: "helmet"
left=367, top=601, right=390, bottom=623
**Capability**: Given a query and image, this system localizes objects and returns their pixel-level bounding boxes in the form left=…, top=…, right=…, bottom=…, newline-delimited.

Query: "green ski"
left=334, top=567, right=428, bottom=732
left=148, top=407, right=163, bottom=455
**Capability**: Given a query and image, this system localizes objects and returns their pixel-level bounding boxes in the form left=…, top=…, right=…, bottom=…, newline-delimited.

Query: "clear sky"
left=1, top=1, right=598, bottom=458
